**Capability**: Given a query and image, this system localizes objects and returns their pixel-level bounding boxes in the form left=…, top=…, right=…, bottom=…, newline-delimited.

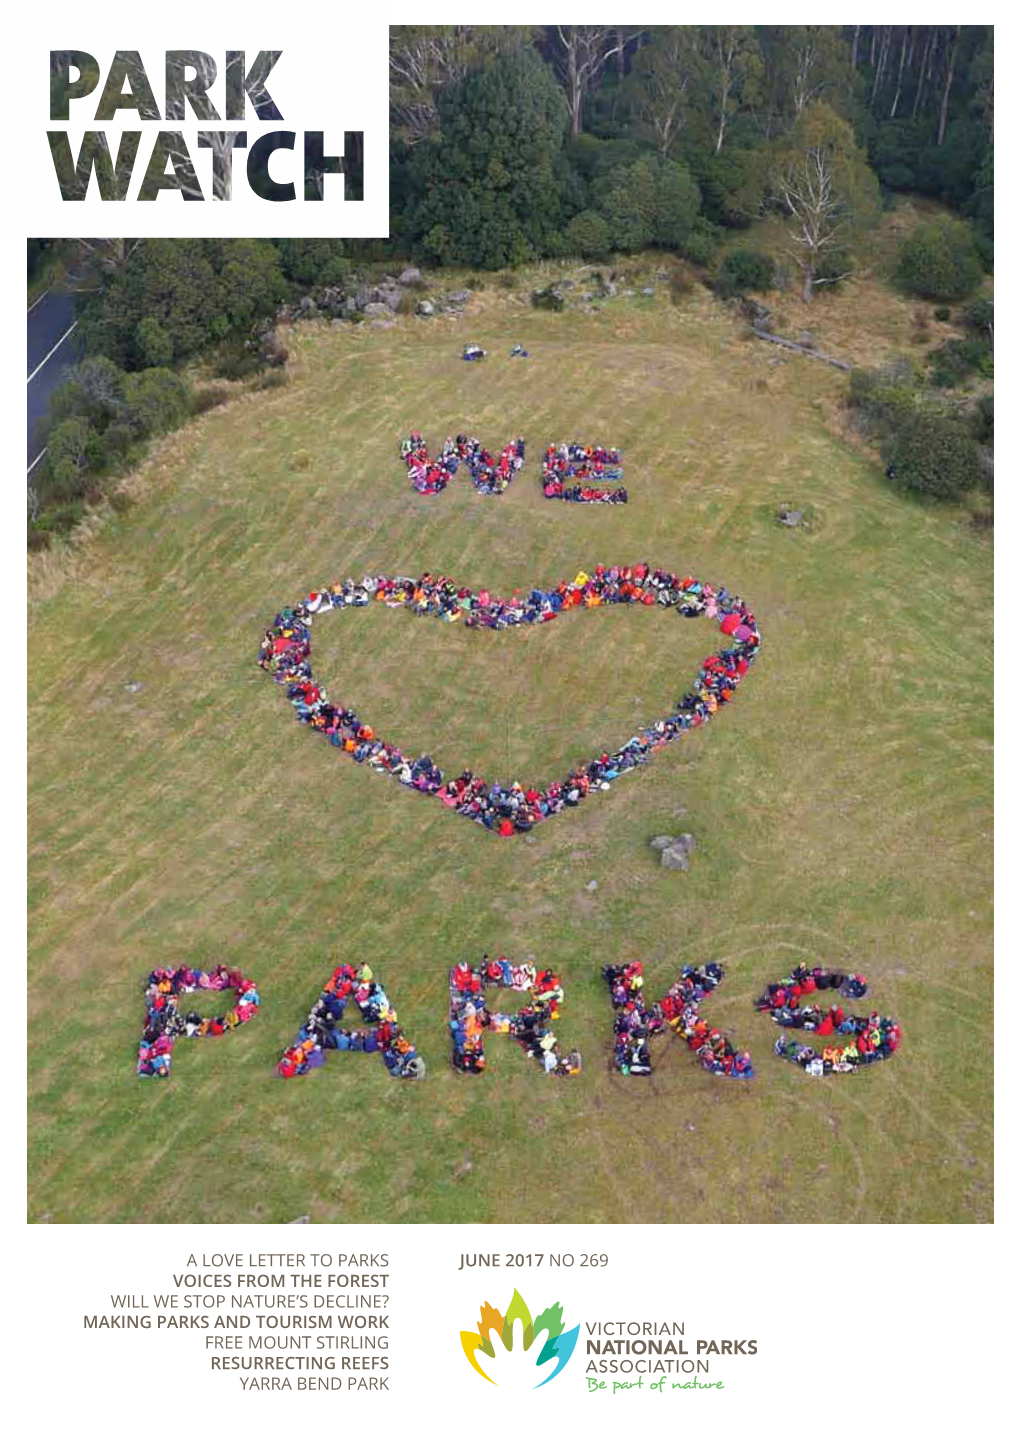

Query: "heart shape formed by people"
left=257, top=565, right=761, bottom=836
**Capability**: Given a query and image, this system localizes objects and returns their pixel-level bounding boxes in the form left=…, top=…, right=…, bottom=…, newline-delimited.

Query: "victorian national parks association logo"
left=459, top=1289, right=579, bottom=1389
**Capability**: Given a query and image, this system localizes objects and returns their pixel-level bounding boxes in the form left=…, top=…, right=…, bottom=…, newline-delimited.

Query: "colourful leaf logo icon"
left=460, top=1289, right=579, bottom=1388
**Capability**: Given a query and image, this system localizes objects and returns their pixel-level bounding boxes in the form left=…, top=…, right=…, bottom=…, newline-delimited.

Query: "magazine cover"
left=14, top=2, right=1003, bottom=1435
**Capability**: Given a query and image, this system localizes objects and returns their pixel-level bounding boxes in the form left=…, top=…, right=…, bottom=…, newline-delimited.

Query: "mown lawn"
left=27, top=276, right=993, bottom=1223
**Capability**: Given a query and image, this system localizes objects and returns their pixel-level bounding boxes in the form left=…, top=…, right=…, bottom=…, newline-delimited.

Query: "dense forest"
left=28, top=25, right=993, bottom=547
left=390, top=24, right=993, bottom=275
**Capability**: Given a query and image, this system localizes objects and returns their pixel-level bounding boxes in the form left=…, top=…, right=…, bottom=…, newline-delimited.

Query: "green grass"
left=28, top=279, right=992, bottom=1223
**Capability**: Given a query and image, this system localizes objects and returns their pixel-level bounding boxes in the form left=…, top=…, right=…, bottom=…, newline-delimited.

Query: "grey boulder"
left=659, top=833, right=696, bottom=871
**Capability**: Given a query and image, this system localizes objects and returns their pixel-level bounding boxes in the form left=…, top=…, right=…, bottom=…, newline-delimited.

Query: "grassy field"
left=27, top=261, right=993, bottom=1223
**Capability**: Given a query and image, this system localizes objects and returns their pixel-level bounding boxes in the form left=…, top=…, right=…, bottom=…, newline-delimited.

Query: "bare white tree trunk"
left=912, top=28, right=932, bottom=117
left=776, top=148, right=852, bottom=304
left=890, top=28, right=908, bottom=118
left=714, top=30, right=736, bottom=154
left=937, top=25, right=960, bottom=145
left=556, top=25, right=642, bottom=140
left=871, top=26, right=891, bottom=106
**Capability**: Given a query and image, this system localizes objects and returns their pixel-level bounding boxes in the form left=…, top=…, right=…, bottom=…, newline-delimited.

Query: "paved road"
left=28, top=289, right=82, bottom=472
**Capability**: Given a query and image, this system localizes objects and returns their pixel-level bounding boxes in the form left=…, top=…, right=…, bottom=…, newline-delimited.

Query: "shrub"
left=882, top=410, right=981, bottom=499
left=97, top=421, right=138, bottom=464
left=135, top=317, right=174, bottom=368
left=213, top=338, right=263, bottom=380
left=45, top=417, right=99, bottom=500
left=679, top=221, right=720, bottom=268
left=407, top=49, right=568, bottom=270
left=717, top=249, right=774, bottom=299
left=419, top=224, right=454, bottom=267
left=962, top=298, right=994, bottom=336
left=847, top=364, right=918, bottom=438
left=566, top=133, right=644, bottom=183
left=897, top=218, right=983, bottom=301
left=39, top=499, right=88, bottom=533
left=50, top=356, right=127, bottom=430
left=654, top=160, right=701, bottom=249
left=122, top=368, right=190, bottom=438
left=934, top=306, right=952, bottom=322
left=77, top=238, right=286, bottom=370
left=814, top=247, right=853, bottom=292
left=541, top=230, right=572, bottom=259
left=275, top=238, right=350, bottom=289
left=928, top=337, right=992, bottom=389
left=691, top=146, right=768, bottom=228
left=565, top=209, right=611, bottom=258
left=599, top=156, right=700, bottom=254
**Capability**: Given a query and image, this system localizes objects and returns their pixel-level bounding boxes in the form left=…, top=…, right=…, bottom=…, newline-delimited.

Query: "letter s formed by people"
left=755, top=968, right=901, bottom=1077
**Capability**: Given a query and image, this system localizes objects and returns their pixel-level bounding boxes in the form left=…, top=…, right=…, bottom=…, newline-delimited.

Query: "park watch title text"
left=47, top=50, right=364, bottom=202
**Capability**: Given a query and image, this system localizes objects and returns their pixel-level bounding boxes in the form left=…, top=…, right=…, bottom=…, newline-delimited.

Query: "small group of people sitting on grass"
left=754, top=967, right=901, bottom=1076
left=603, top=961, right=753, bottom=1079
left=257, top=566, right=760, bottom=835
left=136, top=965, right=260, bottom=1078
left=401, top=432, right=525, bottom=495
left=543, top=443, right=627, bottom=504
left=449, top=955, right=582, bottom=1076
left=277, top=961, right=426, bottom=1080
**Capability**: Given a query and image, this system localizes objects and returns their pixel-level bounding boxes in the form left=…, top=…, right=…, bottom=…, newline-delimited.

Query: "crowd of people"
left=401, top=432, right=525, bottom=495
left=277, top=962, right=426, bottom=1080
left=603, top=962, right=753, bottom=1078
left=136, top=965, right=260, bottom=1078
left=755, top=968, right=902, bottom=1076
left=257, top=566, right=761, bottom=836
left=449, top=955, right=581, bottom=1076
left=132, top=955, right=899, bottom=1082
left=543, top=443, right=627, bottom=504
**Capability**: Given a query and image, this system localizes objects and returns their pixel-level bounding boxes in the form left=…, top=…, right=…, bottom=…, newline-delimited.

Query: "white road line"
left=27, top=448, right=48, bottom=476
left=27, top=288, right=51, bottom=314
left=27, top=320, right=78, bottom=385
